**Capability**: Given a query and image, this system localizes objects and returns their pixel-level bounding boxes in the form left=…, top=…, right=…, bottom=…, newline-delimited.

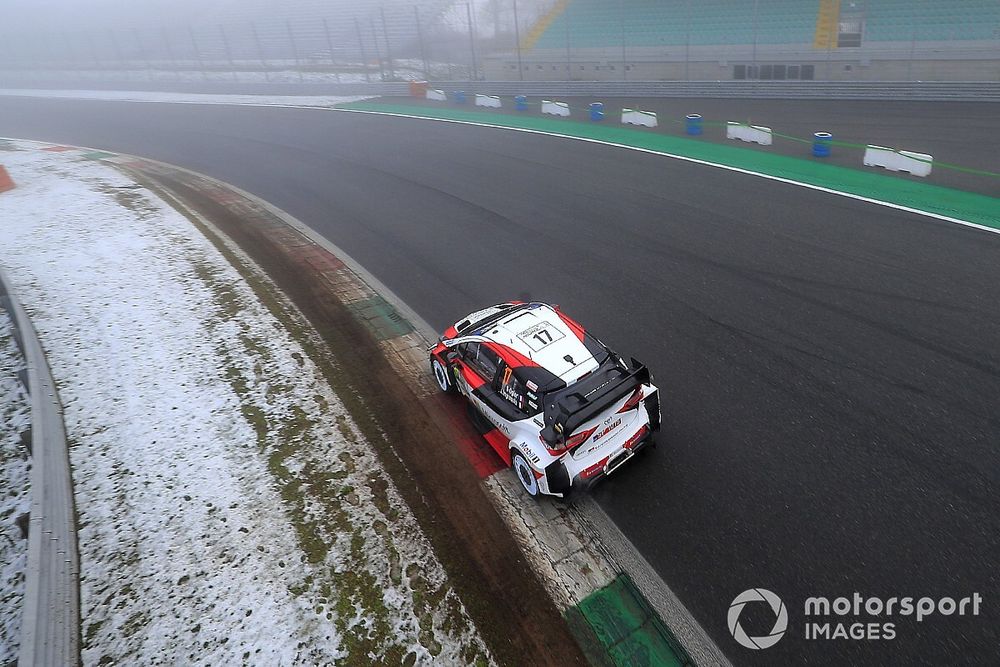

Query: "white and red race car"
left=429, top=302, right=660, bottom=498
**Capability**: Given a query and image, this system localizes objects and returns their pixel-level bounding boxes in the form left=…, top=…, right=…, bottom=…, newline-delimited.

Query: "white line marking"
left=328, top=106, right=1000, bottom=236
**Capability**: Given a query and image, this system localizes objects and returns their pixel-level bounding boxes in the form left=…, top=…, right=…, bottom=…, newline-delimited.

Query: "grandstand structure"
left=486, top=0, right=1000, bottom=81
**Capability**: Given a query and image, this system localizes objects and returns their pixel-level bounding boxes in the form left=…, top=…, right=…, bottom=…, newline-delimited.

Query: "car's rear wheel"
left=430, top=356, right=454, bottom=393
left=511, top=450, right=540, bottom=498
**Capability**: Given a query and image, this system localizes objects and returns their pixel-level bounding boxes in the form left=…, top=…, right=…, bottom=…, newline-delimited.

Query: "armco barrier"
left=474, top=94, right=501, bottom=109
left=863, top=145, right=934, bottom=177
left=727, top=122, right=773, bottom=146
left=621, top=108, right=658, bottom=128
left=0, top=270, right=80, bottom=667
left=541, top=100, right=570, bottom=117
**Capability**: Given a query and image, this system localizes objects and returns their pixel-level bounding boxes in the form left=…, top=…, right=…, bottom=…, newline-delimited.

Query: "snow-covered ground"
left=0, top=306, right=30, bottom=664
left=0, top=89, right=371, bottom=108
left=0, top=141, right=492, bottom=665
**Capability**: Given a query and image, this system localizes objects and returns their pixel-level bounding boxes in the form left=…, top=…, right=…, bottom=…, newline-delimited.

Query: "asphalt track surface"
left=1, top=97, right=998, bottom=666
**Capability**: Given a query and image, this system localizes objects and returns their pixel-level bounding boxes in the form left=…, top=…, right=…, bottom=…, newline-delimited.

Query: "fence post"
left=322, top=17, right=341, bottom=82
left=370, top=17, right=385, bottom=81
left=287, top=20, right=303, bottom=82
left=133, top=28, right=153, bottom=81
left=251, top=22, right=270, bottom=82
left=161, top=27, right=180, bottom=81
left=415, top=5, right=430, bottom=80
left=685, top=0, right=692, bottom=81
left=189, top=25, right=208, bottom=80
left=219, top=24, right=238, bottom=81
left=619, top=0, right=626, bottom=80
left=565, top=3, right=571, bottom=81
left=513, top=0, right=523, bottom=81
left=354, top=18, right=371, bottom=83
left=380, top=7, right=394, bottom=80
left=467, top=3, right=478, bottom=81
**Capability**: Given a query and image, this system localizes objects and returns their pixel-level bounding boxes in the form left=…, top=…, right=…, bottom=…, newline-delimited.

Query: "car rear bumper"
left=568, top=430, right=655, bottom=493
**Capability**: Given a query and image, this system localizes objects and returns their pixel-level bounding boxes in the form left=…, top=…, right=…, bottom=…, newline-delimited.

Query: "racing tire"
left=430, top=356, right=455, bottom=393
left=511, top=450, right=540, bottom=498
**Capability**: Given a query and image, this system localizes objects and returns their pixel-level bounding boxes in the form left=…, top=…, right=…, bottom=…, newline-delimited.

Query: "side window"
left=476, top=345, right=500, bottom=384
left=464, top=343, right=499, bottom=384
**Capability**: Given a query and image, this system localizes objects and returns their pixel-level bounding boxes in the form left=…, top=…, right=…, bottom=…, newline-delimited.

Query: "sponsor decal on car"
left=592, top=417, right=622, bottom=444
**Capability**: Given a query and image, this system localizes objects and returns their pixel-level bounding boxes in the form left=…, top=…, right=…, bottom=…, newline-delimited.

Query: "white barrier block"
left=863, top=145, right=933, bottom=177
left=426, top=89, right=446, bottom=101
left=621, top=108, right=658, bottom=128
left=475, top=94, right=502, bottom=108
left=726, top=122, right=773, bottom=146
left=541, top=100, right=570, bottom=117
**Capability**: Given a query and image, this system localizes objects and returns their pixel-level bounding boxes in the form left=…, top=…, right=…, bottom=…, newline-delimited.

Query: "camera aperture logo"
left=728, top=589, right=788, bottom=650
left=728, top=589, right=983, bottom=649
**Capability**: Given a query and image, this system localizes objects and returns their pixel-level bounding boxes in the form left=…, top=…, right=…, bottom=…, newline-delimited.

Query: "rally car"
left=429, top=302, right=660, bottom=498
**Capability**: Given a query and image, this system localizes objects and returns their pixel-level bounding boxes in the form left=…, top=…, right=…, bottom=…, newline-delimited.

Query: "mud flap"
left=545, top=459, right=571, bottom=495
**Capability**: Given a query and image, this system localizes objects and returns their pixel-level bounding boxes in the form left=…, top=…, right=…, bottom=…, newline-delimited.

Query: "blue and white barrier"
left=475, top=94, right=502, bottom=109
left=426, top=89, right=446, bottom=102
left=589, top=102, right=605, bottom=121
left=515, top=95, right=528, bottom=111
left=541, top=100, right=570, bottom=117
left=727, top=122, right=773, bottom=146
left=863, top=145, right=933, bottom=177
left=621, top=108, right=658, bottom=128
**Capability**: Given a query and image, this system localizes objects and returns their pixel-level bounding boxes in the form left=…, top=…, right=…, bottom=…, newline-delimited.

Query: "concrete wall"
left=484, top=57, right=1000, bottom=82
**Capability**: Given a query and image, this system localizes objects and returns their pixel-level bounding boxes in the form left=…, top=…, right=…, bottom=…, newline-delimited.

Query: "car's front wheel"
left=430, top=356, right=455, bottom=393
left=511, top=450, right=540, bottom=498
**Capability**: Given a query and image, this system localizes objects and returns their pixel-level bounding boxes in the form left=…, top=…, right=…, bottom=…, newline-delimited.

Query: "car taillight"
left=580, top=456, right=609, bottom=479
left=624, top=425, right=650, bottom=450
left=617, top=387, right=643, bottom=414
left=565, top=426, right=597, bottom=450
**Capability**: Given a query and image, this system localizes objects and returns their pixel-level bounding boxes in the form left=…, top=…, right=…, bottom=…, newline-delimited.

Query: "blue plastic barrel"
left=685, top=114, right=703, bottom=135
left=590, top=102, right=605, bottom=122
left=453, top=90, right=467, bottom=104
left=813, top=132, right=833, bottom=157
left=515, top=95, right=528, bottom=111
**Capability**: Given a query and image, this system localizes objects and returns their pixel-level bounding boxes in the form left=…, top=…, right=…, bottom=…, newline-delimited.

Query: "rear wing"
left=540, top=358, right=651, bottom=446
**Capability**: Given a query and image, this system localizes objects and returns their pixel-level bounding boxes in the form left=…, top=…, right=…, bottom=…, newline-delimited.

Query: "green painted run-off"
left=344, top=295, right=414, bottom=341
left=80, top=151, right=118, bottom=161
left=566, top=574, right=693, bottom=667
left=337, top=100, right=999, bottom=232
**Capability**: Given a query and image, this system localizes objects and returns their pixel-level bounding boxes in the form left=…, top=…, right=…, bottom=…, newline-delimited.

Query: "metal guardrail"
left=0, top=270, right=80, bottom=667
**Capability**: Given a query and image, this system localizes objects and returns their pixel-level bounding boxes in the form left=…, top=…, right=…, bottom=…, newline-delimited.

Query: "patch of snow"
left=0, top=306, right=30, bottom=664
left=0, top=141, right=491, bottom=665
